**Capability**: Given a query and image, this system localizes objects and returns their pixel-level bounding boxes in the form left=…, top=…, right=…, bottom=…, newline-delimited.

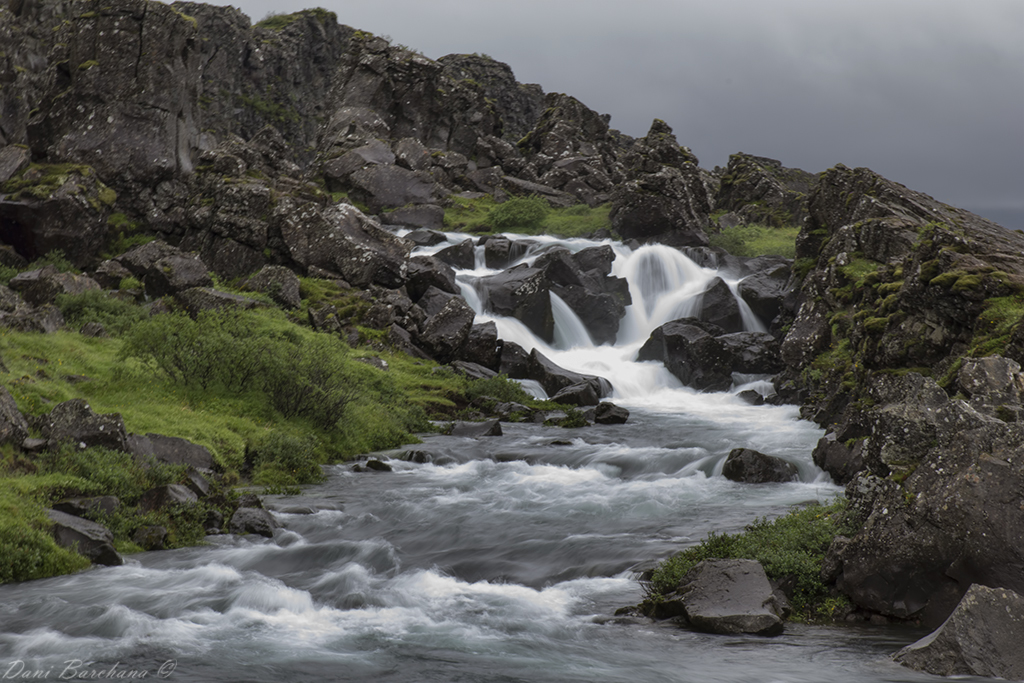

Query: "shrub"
left=643, top=499, right=855, bottom=619
left=465, top=374, right=535, bottom=404
left=56, top=290, right=147, bottom=336
left=247, top=432, right=324, bottom=486
left=262, top=334, right=357, bottom=429
left=709, top=224, right=799, bottom=258
left=488, top=196, right=548, bottom=230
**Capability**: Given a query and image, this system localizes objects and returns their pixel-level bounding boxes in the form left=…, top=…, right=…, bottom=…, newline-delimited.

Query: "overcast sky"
left=216, top=0, right=1024, bottom=230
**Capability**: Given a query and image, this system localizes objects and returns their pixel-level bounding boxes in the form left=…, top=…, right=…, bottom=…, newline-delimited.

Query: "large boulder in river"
left=435, top=239, right=475, bottom=271
left=676, top=559, right=786, bottom=636
left=696, top=277, right=743, bottom=334
left=534, top=247, right=630, bottom=345
left=738, top=262, right=792, bottom=326
left=722, top=448, right=798, bottom=483
left=637, top=319, right=732, bottom=392
left=417, top=297, right=475, bottom=364
left=893, top=584, right=1024, bottom=680
left=526, top=348, right=612, bottom=398
left=478, top=264, right=554, bottom=342
left=405, top=255, right=458, bottom=302
left=718, top=332, right=784, bottom=374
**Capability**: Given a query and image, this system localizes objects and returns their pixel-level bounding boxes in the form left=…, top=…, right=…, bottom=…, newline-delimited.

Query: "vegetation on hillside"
left=444, top=195, right=612, bottom=238
left=708, top=222, right=799, bottom=258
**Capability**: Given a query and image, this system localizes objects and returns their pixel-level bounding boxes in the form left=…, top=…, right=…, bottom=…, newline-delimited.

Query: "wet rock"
left=42, top=399, right=127, bottom=452
left=478, top=264, right=553, bottom=342
left=363, top=459, right=393, bottom=472
left=637, top=319, right=732, bottom=392
left=526, top=348, right=612, bottom=398
left=228, top=507, right=278, bottom=537
left=676, top=559, right=785, bottom=636
left=696, top=277, right=743, bottom=334
left=593, top=402, right=629, bottom=425
left=404, top=229, right=448, bottom=247
left=893, top=584, right=1024, bottom=680
left=47, top=509, right=123, bottom=566
left=812, top=435, right=865, bottom=485
left=138, top=484, right=199, bottom=513
left=738, top=263, right=792, bottom=326
left=244, top=265, right=302, bottom=309
left=550, top=380, right=602, bottom=407
left=722, top=448, right=798, bottom=483
left=498, top=340, right=532, bottom=379
left=383, top=204, right=445, bottom=231
left=484, top=236, right=531, bottom=269
left=737, top=390, right=765, bottom=406
left=450, top=419, right=503, bottom=437
left=0, top=386, right=29, bottom=447
left=435, top=238, right=475, bottom=270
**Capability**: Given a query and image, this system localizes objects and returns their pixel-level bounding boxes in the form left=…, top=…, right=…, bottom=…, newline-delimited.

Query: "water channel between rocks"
left=0, top=232, right=955, bottom=682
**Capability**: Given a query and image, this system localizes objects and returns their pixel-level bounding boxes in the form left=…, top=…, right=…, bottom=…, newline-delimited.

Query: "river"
left=0, top=233, right=959, bottom=682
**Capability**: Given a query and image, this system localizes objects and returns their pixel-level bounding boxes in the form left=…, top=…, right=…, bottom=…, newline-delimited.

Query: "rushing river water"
left=0, top=233, right=962, bottom=682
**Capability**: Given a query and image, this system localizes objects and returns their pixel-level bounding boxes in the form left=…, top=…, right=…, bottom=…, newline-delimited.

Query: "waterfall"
left=550, top=292, right=594, bottom=350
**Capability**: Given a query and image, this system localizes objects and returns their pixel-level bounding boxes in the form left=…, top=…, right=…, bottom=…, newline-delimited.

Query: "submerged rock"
left=722, top=448, right=798, bottom=483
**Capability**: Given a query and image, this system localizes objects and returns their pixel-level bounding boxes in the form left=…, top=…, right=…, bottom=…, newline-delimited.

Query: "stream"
left=0, top=233, right=962, bottom=682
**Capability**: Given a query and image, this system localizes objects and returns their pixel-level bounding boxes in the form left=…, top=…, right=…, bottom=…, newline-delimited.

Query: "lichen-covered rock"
left=417, top=296, right=475, bottom=364
left=893, top=584, right=1024, bottom=680
left=174, top=287, right=262, bottom=316
left=637, top=319, right=732, bottom=392
left=244, top=265, right=302, bottom=309
left=8, top=265, right=101, bottom=306
left=0, top=385, right=29, bottom=447
left=144, top=254, right=213, bottom=298
left=42, top=399, right=127, bottom=451
left=478, top=264, right=553, bottom=342
left=715, top=154, right=816, bottom=228
left=127, top=432, right=215, bottom=471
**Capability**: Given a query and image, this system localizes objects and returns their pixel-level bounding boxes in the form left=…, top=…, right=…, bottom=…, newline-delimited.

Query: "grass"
left=444, top=195, right=612, bottom=238
left=709, top=224, right=799, bottom=258
left=642, top=498, right=855, bottom=620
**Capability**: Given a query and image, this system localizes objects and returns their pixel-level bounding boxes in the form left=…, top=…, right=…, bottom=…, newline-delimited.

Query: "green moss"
left=444, top=195, right=612, bottom=238
left=77, top=59, right=99, bottom=71
left=708, top=224, right=799, bottom=258
left=642, top=499, right=855, bottom=620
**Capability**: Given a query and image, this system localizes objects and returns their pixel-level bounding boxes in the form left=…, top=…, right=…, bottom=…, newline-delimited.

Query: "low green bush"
left=488, top=196, right=549, bottom=230
left=247, top=432, right=324, bottom=487
left=643, top=498, right=855, bottom=620
left=56, top=290, right=147, bottom=336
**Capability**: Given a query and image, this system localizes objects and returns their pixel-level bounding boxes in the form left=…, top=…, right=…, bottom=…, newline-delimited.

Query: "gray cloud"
left=216, top=0, right=1024, bottom=228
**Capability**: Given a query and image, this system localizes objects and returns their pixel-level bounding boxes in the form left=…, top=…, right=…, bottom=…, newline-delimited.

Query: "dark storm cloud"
left=220, top=0, right=1024, bottom=227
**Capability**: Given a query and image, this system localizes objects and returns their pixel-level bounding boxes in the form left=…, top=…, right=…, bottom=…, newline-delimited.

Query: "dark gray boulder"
left=637, top=319, right=732, bottom=392
left=483, top=236, right=531, bottom=269
left=8, top=266, right=102, bottom=306
left=42, top=399, right=127, bottom=451
left=449, top=360, right=497, bottom=381
left=138, top=484, right=199, bottom=513
left=738, top=263, right=792, bottom=325
left=416, top=285, right=458, bottom=318
left=126, top=433, right=215, bottom=471
left=676, top=559, right=785, bottom=636
left=228, top=507, right=278, bottom=538
left=498, top=340, right=532, bottom=379
left=348, top=164, right=444, bottom=213
left=526, top=349, right=612, bottom=398
left=174, top=287, right=262, bottom=316
left=550, top=380, right=602, bottom=407
left=418, top=297, right=475, bottom=364
left=459, top=322, right=502, bottom=371
left=718, top=332, right=784, bottom=374
left=245, top=265, right=302, bottom=309
left=52, top=496, right=120, bottom=518
left=114, top=240, right=183, bottom=277
left=722, top=448, right=798, bottom=483
left=383, top=204, right=445, bottom=231
left=593, top=402, right=629, bottom=425
left=478, top=264, right=553, bottom=342
left=893, top=584, right=1024, bottom=680
left=435, top=239, right=475, bottom=270
left=405, top=229, right=448, bottom=247
left=812, top=435, right=865, bottom=485
left=47, top=509, right=123, bottom=566
left=0, top=386, right=29, bottom=447
left=144, top=254, right=213, bottom=298
left=697, top=277, right=743, bottom=334
left=450, top=419, right=502, bottom=437
left=133, top=525, right=169, bottom=551
left=405, top=255, right=458, bottom=302
left=0, top=302, right=65, bottom=333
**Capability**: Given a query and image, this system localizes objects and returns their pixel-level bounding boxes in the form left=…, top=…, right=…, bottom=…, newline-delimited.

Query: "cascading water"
left=0, top=230, right=931, bottom=683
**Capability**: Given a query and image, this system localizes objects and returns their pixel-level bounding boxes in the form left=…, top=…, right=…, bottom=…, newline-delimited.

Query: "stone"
left=132, top=525, right=169, bottom=551
left=593, top=402, right=629, bottom=424
left=435, top=238, right=476, bottom=270
left=722, top=448, right=798, bottom=483
left=484, top=236, right=531, bottom=269
left=417, top=296, right=476, bottom=364
left=478, top=264, right=553, bottom=342
left=718, top=332, right=784, bottom=374
left=550, top=380, right=602, bottom=407
left=405, top=255, right=458, bottom=302
left=0, top=302, right=64, bottom=333
left=677, top=559, right=785, bottom=636
left=137, top=484, right=199, bottom=513
left=637, top=319, right=732, bottom=392
left=0, top=386, right=29, bottom=447
left=696, top=277, right=743, bottom=334
left=42, top=399, right=127, bottom=451
left=47, top=509, right=123, bottom=566
left=0, top=145, right=30, bottom=184
left=449, top=360, right=498, bottom=381
left=245, top=265, right=302, bottom=309
left=404, top=229, right=448, bottom=247
left=459, top=321, right=502, bottom=370
left=526, top=348, right=612, bottom=398
left=812, top=436, right=865, bottom=485
left=363, top=459, right=393, bottom=472
left=80, top=322, right=108, bottom=338
left=450, top=419, right=503, bottom=437
left=715, top=154, right=816, bottom=229
left=893, top=584, right=1024, bottom=680
left=52, top=496, right=119, bottom=518
left=738, top=263, right=792, bottom=326
left=348, top=164, right=444, bottom=213
left=228, top=507, right=278, bottom=538
left=114, top=240, right=182, bottom=277
left=383, top=204, right=445, bottom=231
left=144, top=254, right=213, bottom=298
left=9, top=266, right=102, bottom=306
left=174, top=287, right=262, bottom=316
